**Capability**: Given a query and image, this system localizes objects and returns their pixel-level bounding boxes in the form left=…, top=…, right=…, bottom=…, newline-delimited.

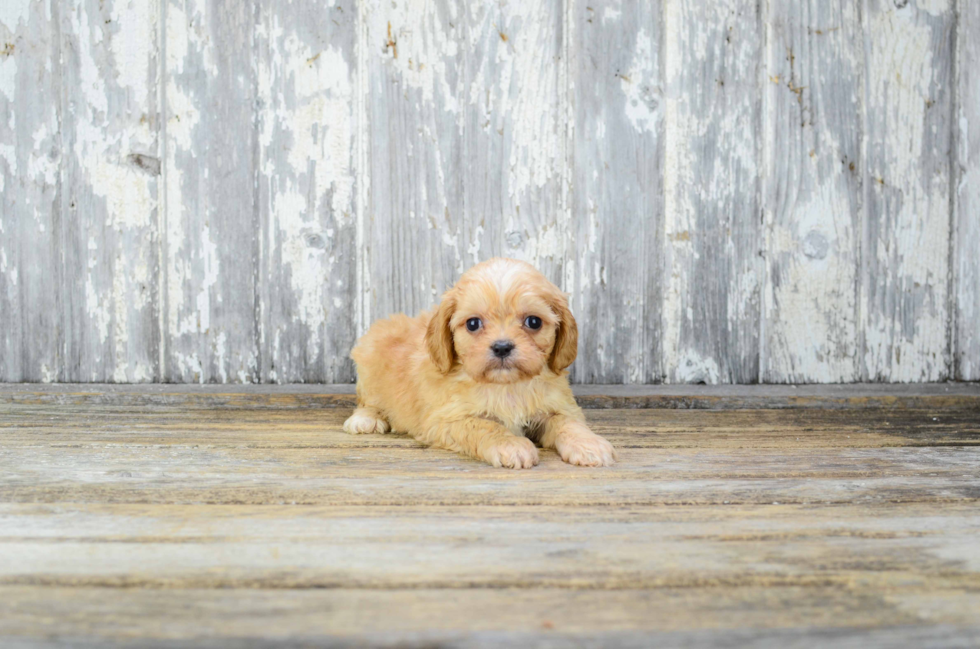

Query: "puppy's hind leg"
left=343, top=406, right=391, bottom=435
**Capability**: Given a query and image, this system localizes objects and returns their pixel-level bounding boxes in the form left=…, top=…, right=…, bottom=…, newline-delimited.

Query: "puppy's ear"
left=549, top=292, right=578, bottom=372
left=425, top=294, right=457, bottom=373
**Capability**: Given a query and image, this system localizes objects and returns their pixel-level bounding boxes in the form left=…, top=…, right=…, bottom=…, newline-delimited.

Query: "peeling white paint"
left=258, top=23, right=355, bottom=358
left=74, top=5, right=109, bottom=118
left=621, top=28, right=659, bottom=134
left=84, top=251, right=111, bottom=345
left=441, top=226, right=462, bottom=273
left=663, top=51, right=697, bottom=383
left=602, top=5, right=622, bottom=24
left=255, top=3, right=362, bottom=380
left=376, top=0, right=459, bottom=112
left=918, top=0, right=950, bottom=17
left=64, top=0, right=159, bottom=381
left=214, top=330, right=228, bottom=383
left=466, top=224, right=484, bottom=264
left=864, top=5, right=950, bottom=381
left=110, top=0, right=154, bottom=108
left=520, top=223, right=562, bottom=266
left=2, top=0, right=976, bottom=384
left=0, top=249, right=17, bottom=289
left=662, top=0, right=762, bottom=383
left=194, top=225, right=218, bottom=335
left=0, top=53, right=16, bottom=102
left=164, top=0, right=246, bottom=382
left=673, top=349, right=721, bottom=384
left=173, top=352, right=204, bottom=383
left=165, top=82, right=200, bottom=151
left=761, top=0, right=864, bottom=383
left=766, top=183, right=857, bottom=382
left=0, top=0, right=32, bottom=32
left=28, top=123, right=58, bottom=188
left=164, top=164, right=186, bottom=339
left=490, top=1, right=561, bottom=206
left=283, top=44, right=354, bottom=217
left=956, top=8, right=980, bottom=381
left=0, top=144, right=14, bottom=192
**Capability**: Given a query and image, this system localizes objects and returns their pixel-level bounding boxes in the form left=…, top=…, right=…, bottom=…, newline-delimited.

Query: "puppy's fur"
left=344, top=258, right=616, bottom=468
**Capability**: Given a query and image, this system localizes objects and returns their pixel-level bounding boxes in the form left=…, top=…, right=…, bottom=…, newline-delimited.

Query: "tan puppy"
left=343, top=257, right=617, bottom=468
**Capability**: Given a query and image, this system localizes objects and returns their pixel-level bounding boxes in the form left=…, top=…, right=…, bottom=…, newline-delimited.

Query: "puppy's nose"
left=490, top=340, right=515, bottom=358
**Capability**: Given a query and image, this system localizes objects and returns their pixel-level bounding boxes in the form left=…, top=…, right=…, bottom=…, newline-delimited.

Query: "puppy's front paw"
left=483, top=436, right=539, bottom=469
left=343, top=409, right=390, bottom=435
left=556, top=424, right=617, bottom=467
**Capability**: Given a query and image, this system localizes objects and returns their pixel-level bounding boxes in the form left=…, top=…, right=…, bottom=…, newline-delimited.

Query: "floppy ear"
left=549, top=292, right=578, bottom=372
left=425, top=294, right=457, bottom=373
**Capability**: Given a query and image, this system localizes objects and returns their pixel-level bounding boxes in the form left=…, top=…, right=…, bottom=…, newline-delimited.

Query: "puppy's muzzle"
left=490, top=340, right=515, bottom=359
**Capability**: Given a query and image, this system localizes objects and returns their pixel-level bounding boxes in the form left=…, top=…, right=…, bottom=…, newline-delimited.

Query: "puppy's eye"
left=524, top=316, right=542, bottom=330
left=466, top=317, right=482, bottom=332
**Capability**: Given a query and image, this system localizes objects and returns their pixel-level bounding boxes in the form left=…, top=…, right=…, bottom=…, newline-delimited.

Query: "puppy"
left=343, top=258, right=616, bottom=468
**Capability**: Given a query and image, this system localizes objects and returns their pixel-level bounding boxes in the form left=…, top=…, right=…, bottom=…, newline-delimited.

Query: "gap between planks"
left=0, top=383, right=978, bottom=410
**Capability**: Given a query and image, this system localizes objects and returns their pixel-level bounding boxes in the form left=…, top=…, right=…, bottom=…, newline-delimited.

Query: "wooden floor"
left=1, top=384, right=979, bottom=648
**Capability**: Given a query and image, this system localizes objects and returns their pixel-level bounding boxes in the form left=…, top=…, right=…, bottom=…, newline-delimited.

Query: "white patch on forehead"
left=479, top=258, right=527, bottom=294
left=456, top=258, right=563, bottom=324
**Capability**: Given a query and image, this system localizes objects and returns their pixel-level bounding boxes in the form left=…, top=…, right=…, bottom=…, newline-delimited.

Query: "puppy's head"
left=425, top=258, right=577, bottom=383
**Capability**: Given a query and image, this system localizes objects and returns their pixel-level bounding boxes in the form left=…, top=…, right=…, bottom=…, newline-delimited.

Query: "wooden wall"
left=0, top=0, right=976, bottom=384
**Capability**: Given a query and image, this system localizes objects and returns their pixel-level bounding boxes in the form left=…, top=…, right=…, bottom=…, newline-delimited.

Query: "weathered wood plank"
left=363, top=0, right=563, bottom=325
left=569, top=0, right=663, bottom=383
left=955, top=1, right=980, bottom=381
left=3, top=587, right=977, bottom=646
left=3, top=0, right=980, bottom=384
left=2, top=406, right=977, bottom=449
left=662, top=0, right=764, bottom=384
left=2, top=440, right=977, bottom=506
left=862, top=0, right=954, bottom=382
left=163, top=0, right=259, bottom=382
left=363, top=0, right=467, bottom=323
left=255, top=0, right=358, bottom=384
left=1, top=503, right=978, bottom=590
left=1, top=388, right=978, bottom=644
left=461, top=0, right=564, bottom=284
left=763, top=1, right=862, bottom=383
left=2, top=382, right=979, bottom=410
left=0, top=0, right=62, bottom=382
left=59, top=0, right=161, bottom=382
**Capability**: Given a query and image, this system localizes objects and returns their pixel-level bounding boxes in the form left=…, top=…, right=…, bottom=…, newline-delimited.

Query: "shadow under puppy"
left=344, top=258, right=617, bottom=468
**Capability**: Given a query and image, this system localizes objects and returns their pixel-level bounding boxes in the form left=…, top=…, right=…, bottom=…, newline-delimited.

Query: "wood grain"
left=0, top=387, right=978, bottom=643
left=163, top=0, right=259, bottom=383
left=2, top=382, right=979, bottom=410
left=363, top=0, right=564, bottom=327
left=955, top=1, right=980, bottom=381
left=2, top=405, right=978, bottom=448
left=2, top=587, right=977, bottom=645
left=2, top=502, right=979, bottom=590
left=862, top=0, right=954, bottom=382
left=461, top=0, right=564, bottom=284
left=0, top=0, right=62, bottom=382
left=3, top=446, right=977, bottom=506
left=1, top=404, right=978, bottom=507
left=763, top=0, right=862, bottom=383
left=363, top=0, right=467, bottom=323
left=256, top=0, right=358, bottom=383
left=60, top=0, right=162, bottom=382
left=2, top=0, right=979, bottom=383
left=663, top=0, right=764, bottom=384
left=569, top=0, right=663, bottom=383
